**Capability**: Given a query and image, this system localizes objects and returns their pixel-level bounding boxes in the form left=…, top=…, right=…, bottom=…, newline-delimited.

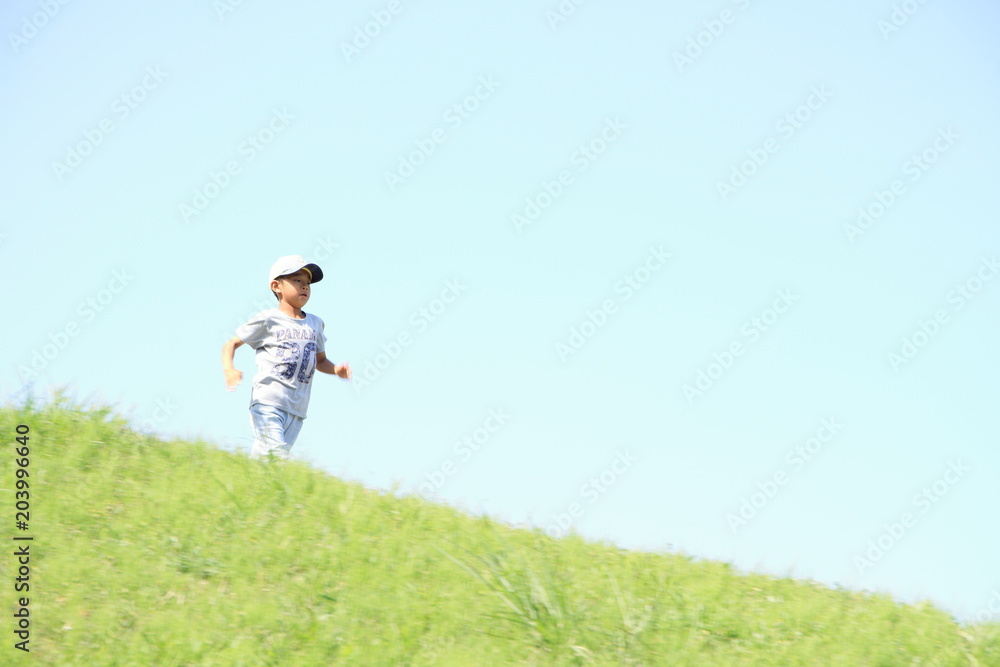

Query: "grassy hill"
left=2, top=400, right=997, bottom=666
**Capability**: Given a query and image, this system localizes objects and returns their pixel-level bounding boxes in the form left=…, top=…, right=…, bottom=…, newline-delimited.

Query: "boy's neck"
left=277, top=301, right=304, bottom=319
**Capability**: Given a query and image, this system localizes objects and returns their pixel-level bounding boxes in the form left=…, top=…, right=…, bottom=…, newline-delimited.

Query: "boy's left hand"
left=335, top=363, right=352, bottom=380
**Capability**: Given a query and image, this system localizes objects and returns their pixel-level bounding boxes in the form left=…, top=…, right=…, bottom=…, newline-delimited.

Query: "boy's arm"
left=315, top=352, right=351, bottom=380
left=221, top=336, right=245, bottom=391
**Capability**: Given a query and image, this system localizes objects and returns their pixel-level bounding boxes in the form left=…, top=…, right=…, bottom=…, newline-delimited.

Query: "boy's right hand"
left=224, top=369, right=243, bottom=391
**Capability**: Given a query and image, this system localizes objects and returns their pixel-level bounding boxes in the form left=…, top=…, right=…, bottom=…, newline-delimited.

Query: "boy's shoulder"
left=305, top=312, right=325, bottom=327
left=247, top=308, right=324, bottom=327
left=243, top=307, right=280, bottom=324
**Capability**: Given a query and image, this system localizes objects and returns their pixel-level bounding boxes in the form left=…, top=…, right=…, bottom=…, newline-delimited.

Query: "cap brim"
left=303, top=263, right=323, bottom=283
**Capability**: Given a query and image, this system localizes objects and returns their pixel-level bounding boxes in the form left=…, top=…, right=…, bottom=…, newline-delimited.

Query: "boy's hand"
left=221, top=336, right=245, bottom=391
left=224, top=368, right=243, bottom=391
left=315, top=353, right=350, bottom=379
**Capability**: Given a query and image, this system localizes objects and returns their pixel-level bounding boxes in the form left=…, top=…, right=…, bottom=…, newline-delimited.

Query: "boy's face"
left=272, top=269, right=311, bottom=307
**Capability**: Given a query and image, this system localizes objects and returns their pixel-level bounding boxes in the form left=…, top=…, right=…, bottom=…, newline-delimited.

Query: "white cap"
left=268, top=255, right=324, bottom=284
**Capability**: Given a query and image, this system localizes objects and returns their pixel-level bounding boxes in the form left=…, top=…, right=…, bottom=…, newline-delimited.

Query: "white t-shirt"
left=235, top=308, right=328, bottom=419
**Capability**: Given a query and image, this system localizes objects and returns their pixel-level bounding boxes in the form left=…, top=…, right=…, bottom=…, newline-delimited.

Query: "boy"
left=221, top=255, right=351, bottom=459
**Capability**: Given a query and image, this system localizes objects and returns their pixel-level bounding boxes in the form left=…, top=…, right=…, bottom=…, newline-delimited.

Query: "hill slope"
left=2, top=401, right=997, bottom=666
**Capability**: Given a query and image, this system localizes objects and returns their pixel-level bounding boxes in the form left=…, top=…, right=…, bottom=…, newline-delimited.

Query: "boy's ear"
left=270, top=278, right=282, bottom=299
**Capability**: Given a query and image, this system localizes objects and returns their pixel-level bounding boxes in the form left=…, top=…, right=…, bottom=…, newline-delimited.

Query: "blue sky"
left=2, top=0, right=999, bottom=623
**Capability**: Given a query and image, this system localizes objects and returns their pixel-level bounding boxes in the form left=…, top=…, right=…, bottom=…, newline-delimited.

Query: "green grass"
left=1, top=399, right=997, bottom=665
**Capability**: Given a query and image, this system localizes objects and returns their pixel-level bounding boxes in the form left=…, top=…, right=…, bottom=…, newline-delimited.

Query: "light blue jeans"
left=249, top=403, right=304, bottom=460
